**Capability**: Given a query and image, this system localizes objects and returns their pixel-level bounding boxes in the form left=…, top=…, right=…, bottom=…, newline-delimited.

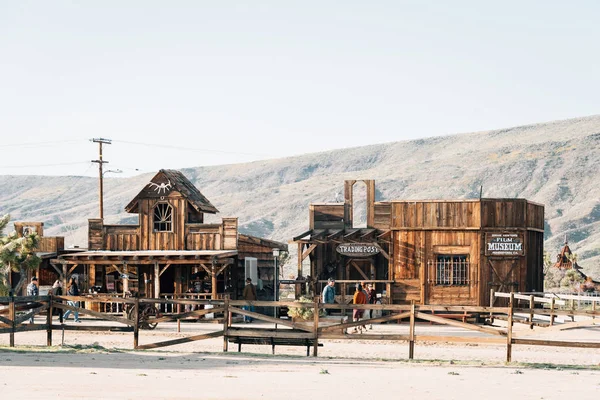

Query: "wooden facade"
left=294, top=180, right=544, bottom=306
left=51, top=169, right=286, bottom=301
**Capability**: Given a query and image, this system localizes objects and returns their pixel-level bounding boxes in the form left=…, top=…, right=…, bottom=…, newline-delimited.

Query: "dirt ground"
left=1, top=317, right=599, bottom=399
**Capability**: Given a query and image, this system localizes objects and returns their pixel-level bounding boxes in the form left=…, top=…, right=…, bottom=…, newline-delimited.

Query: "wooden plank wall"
left=310, top=204, right=344, bottom=230
left=481, top=199, right=527, bottom=228
left=222, top=218, right=238, bottom=250
left=425, top=231, right=479, bottom=305
left=88, top=219, right=104, bottom=250
left=526, top=202, right=545, bottom=231
left=373, top=203, right=391, bottom=229
left=37, top=237, right=65, bottom=252
left=391, top=201, right=481, bottom=229
left=139, top=196, right=186, bottom=250
left=527, top=230, right=545, bottom=292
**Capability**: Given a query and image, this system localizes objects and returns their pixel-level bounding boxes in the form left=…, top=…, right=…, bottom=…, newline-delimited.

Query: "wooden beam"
left=67, top=264, right=78, bottom=276
left=215, top=264, right=229, bottom=277
left=154, top=262, right=160, bottom=299
left=136, top=330, right=224, bottom=350
left=293, top=230, right=313, bottom=241
left=159, top=263, right=172, bottom=277
left=50, top=263, right=63, bottom=277
left=301, top=244, right=317, bottom=262
left=373, top=243, right=390, bottom=260
left=350, top=261, right=369, bottom=280
left=199, top=263, right=211, bottom=274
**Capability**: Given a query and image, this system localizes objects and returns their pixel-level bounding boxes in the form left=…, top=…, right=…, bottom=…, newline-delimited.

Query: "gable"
left=125, top=169, right=219, bottom=214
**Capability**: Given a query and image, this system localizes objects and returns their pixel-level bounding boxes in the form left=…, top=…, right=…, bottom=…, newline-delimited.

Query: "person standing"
left=322, top=278, right=336, bottom=315
left=352, top=283, right=367, bottom=333
left=26, top=276, right=39, bottom=323
left=52, top=280, right=63, bottom=322
left=242, top=278, right=257, bottom=323
left=63, top=278, right=81, bottom=322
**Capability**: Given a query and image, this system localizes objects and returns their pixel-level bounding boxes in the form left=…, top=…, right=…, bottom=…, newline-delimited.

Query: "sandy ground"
left=1, top=316, right=599, bottom=399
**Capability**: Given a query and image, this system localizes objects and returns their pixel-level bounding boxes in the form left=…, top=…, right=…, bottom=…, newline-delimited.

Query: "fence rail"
left=1, top=293, right=599, bottom=362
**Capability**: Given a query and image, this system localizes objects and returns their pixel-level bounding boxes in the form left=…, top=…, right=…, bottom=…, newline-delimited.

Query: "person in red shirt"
left=352, top=283, right=367, bottom=333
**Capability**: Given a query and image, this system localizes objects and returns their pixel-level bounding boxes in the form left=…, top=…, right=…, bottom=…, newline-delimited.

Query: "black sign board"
left=485, top=233, right=524, bottom=256
left=336, top=243, right=380, bottom=257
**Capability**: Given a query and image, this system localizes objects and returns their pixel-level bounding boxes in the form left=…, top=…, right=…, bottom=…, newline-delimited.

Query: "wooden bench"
left=228, top=336, right=322, bottom=356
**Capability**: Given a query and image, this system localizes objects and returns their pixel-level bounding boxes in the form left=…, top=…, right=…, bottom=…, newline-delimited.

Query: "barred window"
left=153, top=203, right=172, bottom=232
left=433, top=255, right=469, bottom=286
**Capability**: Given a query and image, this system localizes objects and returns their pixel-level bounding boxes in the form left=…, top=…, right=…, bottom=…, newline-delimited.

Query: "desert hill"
left=1, top=115, right=599, bottom=278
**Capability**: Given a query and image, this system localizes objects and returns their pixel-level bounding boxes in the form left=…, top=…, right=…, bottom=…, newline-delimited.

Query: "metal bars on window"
left=430, top=255, right=469, bottom=286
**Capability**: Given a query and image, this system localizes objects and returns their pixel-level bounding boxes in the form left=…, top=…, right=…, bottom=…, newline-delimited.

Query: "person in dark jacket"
left=62, top=278, right=81, bottom=322
left=52, top=280, right=63, bottom=322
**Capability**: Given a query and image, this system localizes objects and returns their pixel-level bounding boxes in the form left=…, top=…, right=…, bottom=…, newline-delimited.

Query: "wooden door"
left=488, top=258, right=520, bottom=306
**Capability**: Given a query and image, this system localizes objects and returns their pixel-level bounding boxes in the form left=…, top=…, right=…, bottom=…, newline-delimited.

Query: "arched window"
left=153, top=203, right=173, bottom=232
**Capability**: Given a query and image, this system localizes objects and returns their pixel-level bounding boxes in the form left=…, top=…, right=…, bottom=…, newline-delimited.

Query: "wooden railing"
left=2, top=293, right=599, bottom=362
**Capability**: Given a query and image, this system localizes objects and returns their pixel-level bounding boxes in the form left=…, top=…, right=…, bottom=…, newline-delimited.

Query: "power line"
left=0, top=139, right=82, bottom=148
left=113, top=139, right=273, bottom=157
left=0, top=161, right=91, bottom=169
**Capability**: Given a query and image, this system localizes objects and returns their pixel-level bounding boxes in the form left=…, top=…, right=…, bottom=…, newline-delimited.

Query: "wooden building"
left=52, top=169, right=286, bottom=300
left=293, top=180, right=544, bottom=306
left=10, top=222, right=82, bottom=295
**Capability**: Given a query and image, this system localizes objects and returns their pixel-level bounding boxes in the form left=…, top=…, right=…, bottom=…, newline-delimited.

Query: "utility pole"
left=91, top=138, right=111, bottom=219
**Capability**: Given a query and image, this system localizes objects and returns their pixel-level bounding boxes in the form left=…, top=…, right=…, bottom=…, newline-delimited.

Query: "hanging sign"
left=485, top=233, right=524, bottom=256
left=336, top=243, right=380, bottom=257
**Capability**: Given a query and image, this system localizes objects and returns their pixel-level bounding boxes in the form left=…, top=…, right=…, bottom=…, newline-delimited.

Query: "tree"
left=0, top=215, right=41, bottom=296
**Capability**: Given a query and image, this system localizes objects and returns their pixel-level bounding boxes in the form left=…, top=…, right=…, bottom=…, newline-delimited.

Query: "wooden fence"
left=1, top=293, right=599, bottom=362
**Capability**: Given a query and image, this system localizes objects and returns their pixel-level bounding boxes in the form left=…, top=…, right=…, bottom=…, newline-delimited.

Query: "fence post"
left=223, top=295, right=229, bottom=352
left=47, top=294, right=53, bottom=346
left=550, top=297, right=555, bottom=326
left=313, top=296, right=319, bottom=357
left=177, top=295, right=181, bottom=333
left=529, top=295, right=534, bottom=330
left=409, top=302, right=415, bottom=360
left=9, top=293, right=15, bottom=347
left=133, top=297, right=139, bottom=349
left=506, top=292, right=514, bottom=363
left=489, top=288, right=495, bottom=322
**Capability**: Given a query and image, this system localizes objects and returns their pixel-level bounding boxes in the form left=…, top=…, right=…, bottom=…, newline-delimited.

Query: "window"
left=432, top=255, right=469, bottom=286
left=153, top=203, right=172, bottom=232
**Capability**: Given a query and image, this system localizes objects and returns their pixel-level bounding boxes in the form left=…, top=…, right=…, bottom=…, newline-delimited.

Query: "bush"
left=287, top=296, right=325, bottom=320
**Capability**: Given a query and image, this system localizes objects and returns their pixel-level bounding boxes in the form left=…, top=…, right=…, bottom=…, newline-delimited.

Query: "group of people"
left=321, top=278, right=378, bottom=333
left=25, top=276, right=81, bottom=323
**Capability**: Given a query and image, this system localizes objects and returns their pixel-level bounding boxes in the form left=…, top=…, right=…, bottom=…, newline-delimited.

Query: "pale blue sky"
left=1, top=1, right=599, bottom=176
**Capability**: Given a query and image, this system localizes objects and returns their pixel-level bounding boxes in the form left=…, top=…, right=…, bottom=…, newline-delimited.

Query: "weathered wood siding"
left=138, top=193, right=186, bottom=250
left=37, top=236, right=65, bottom=252
left=526, top=202, right=545, bottom=231
left=185, top=224, right=222, bottom=250
left=373, top=202, right=391, bottom=229
left=88, top=219, right=104, bottom=250
left=391, top=201, right=481, bottom=230
left=222, top=217, right=238, bottom=250
left=104, top=225, right=140, bottom=250
left=425, top=231, right=480, bottom=305
left=481, top=199, right=527, bottom=228
left=310, top=204, right=344, bottom=230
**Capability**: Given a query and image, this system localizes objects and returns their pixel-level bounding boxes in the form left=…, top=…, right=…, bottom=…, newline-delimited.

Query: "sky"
left=1, top=1, right=599, bottom=177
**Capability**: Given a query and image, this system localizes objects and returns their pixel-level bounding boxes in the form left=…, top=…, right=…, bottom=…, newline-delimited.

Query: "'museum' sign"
left=485, top=233, right=524, bottom=256
left=336, top=243, right=380, bottom=257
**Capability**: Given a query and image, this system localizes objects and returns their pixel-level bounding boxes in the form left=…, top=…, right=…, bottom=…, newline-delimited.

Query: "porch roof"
left=53, top=249, right=238, bottom=265
left=292, top=228, right=390, bottom=243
